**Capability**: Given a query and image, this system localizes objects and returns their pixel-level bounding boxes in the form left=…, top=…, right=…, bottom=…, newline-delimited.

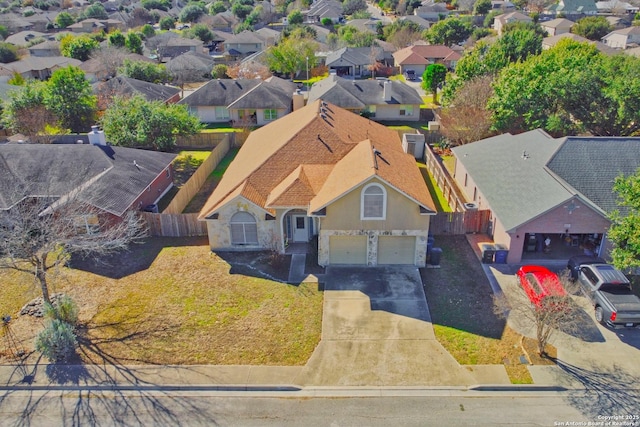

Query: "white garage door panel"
left=329, top=236, right=367, bottom=265
left=378, top=236, right=415, bottom=265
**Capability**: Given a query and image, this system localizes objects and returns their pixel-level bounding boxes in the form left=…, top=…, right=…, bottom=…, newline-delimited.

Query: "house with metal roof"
left=545, top=0, right=598, bottom=15
left=198, top=100, right=436, bottom=266
left=451, top=130, right=640, bottom=263
left=307, top=75, right=423, bottom=122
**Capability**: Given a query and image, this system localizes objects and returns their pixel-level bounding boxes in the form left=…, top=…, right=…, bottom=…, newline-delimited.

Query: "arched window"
left=230, top=211, right=258, bottom=244
left=361, top=184, right=386, bottom=220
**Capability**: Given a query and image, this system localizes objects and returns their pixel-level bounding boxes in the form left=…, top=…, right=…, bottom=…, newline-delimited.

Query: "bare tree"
left=225, top=62, right=272, bottom=80
left=387, top=27, right=424, bottom=49
left=0, top=183, right=147, bottom=305
left=494, top=273, right=581, bottom=356
left=439, top=75, right=496, bottom=146
left=89, top=46, right=133, bottom=81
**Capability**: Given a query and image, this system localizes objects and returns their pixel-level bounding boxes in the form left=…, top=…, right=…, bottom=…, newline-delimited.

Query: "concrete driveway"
left=300, top=266, right=476, bottom=386
left=488, top=263, right=640, bottom=398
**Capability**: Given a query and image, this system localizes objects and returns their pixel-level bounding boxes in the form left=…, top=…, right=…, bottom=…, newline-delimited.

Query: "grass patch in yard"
left=0, top=237, right=323, bottom=366
left=182, top=148, right=239, bottom=213
left=422, top=235, right=556, bottom=384
left=417, top=161, right=451, bottom=212
left=441, top=155, right=455, bottom=175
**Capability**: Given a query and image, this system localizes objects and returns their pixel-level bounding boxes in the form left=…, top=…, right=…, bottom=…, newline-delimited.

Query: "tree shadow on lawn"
left=69, top=236, right=209, bottom=279
left=0, top=316, right=219, bottom=427
left=421, top=235, right=505, bottom=339
left=214, top=251, right=292, bottom=283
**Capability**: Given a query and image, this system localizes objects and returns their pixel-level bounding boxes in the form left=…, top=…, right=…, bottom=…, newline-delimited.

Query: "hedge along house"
left=198, top=100, right=436, bottom=266
left=451, top=129, right=640, bottom=263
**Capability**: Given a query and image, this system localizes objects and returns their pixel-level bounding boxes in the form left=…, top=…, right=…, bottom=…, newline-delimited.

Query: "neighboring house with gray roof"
left=451, top=130, right=640, bottom=263
left=596, top=0, right=639, bottom=13
left=306, top=0, right=344, bottom=23
left=542, top=33, right=617, bottom=54
left=93, top=76, right=181, bottom=104
left=0, top=142, right=176, bottom=224
left=165, top=51, right=216, bottom=83
left=5, top=30, right=48, bottom=47
left=602, top=26, right=640, bottom=49
left=414, top=0, right=450, bottom=21
left=346, top=19, right=379, bottom=34
left=493, top=11, right=533, bottom=35
left=178, top=77, right=298, bottom=125
left=325, top=46, right=385, bottom=78
left=540, top=18, right=574, bottom=36
left=0, top=56, right=82, bottom=80
left=223, top=30, right=266, bottom=57
left=28, top=39, right=61, bottom=57
left=308, top=75, right=423, bottom=122
left=255, top=27, right=281, bottom=47
left=308, top=24, right=332, bottom=43
left=397, top=15, right=432, bottom=31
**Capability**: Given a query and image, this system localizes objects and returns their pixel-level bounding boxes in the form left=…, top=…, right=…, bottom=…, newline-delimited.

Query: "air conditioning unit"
left=464, top=202, right=478, bottom=211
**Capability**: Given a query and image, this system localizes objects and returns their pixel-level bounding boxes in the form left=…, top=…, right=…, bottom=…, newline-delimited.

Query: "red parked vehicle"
left=516, top=265, right=567, bottom=308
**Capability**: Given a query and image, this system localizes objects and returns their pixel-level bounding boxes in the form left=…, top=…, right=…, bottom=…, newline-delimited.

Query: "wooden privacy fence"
left=423, top=141, right=468, bottom=212
left=162, top=136, right=231, bottom=215
left=142, top=212, right=207, bottom=237
left=175, top=132, right=232, bottom=148
left=429, top=210, right=491, bottom=235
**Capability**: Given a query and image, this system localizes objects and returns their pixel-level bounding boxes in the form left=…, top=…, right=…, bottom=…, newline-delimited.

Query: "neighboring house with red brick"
left=451, top=130, right=640, bottom=263
left=198, top=100, right=436, bottom=266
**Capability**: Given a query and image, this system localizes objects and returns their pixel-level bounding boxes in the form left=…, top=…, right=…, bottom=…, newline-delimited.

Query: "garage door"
left=329, top=235, right=367, bottom=265
left=378, top=236, right=415, bottom=265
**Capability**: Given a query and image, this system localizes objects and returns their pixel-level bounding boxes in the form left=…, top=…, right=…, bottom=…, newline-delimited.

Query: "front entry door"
left=293, top=215, right=308, bottom=242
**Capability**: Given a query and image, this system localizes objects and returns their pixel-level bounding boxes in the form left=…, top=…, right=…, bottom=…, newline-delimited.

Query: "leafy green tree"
left=609, top=168, right=640, bottom=272
left=60, top=34, right=99, bottom=61
left=190, top=23, right=213, bottom=42
left=141, top=0, right=170, bottom=10
left=336, top=25, right=376, bottom=47
left=100, top=95, right=201, bottom=151
left=180, top=3, right=206, bottom=22
left=44, top=66, right=96, bottom=133
left=209, top=0, right=226, bottom=14
left=474, top=0, right=491, bottom=15
left=159, top=16, right=174, bottom=30
left=141, top=24, right=156, bottom=38
left=422, top=63, right=447, bottom=103
left=212, top=63, right=228, bottom=78
left=424, top=16, right=473, bottom=46
left=1, top=80, right=57, bottom=135
left=265, top=36, right=318, bottom=79
left=0, top=42, right=18, bottom=63
left=483, top=9, right=501, bottom=27
left=287, top=9, right=303, bottom=25
left=8, top=71, right=25, bottom=85
left=55, top=11, right=75, bottom=29
left=0, top=25, right=8, bottom=40
left=231, top=2, right=253, bottom=20
left=125, top=32, right=143, bottom=54
left=572, top=16, right=612, bottom=41
left=321, top=17, right=333, bottom=26
left=108, top=30, right=126, bottom=47
left=83, top=2, right=108, bottom=19
left=119, top=59, right=172, bottom=83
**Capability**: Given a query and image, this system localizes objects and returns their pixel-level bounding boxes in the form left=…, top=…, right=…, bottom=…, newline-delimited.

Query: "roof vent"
left=88, top=125, right=107, bottom=146
left=521, top=150, right=529, bottom=159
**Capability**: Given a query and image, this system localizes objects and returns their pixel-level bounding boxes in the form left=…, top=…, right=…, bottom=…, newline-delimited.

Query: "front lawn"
left=0, top=238, right=323, bottom=366
left=422, top=236, right=556, bottom=384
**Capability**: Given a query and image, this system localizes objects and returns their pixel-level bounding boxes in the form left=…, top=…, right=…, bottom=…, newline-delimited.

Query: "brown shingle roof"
left=198, top=100, right=435, bottom=219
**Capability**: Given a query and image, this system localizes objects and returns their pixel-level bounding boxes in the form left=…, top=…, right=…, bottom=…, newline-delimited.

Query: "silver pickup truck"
left=577, top=263, right=640, bottom=328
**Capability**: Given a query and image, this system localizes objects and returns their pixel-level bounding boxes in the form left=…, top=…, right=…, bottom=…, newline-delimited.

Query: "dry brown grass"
left=0, top=238, right=322, bottom=366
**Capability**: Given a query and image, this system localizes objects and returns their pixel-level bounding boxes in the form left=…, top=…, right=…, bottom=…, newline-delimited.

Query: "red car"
left=516, top=265, right=567, bottom=308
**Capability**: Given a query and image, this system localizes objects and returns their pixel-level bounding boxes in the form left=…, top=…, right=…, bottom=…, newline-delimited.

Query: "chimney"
left=383, top=81, right=392, bottom=102
left=87, top=125, right=107, bottom=146
left=292, top=90, right=305, bottom=111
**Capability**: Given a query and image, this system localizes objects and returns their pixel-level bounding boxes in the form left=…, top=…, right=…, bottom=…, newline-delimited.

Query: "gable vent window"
left=361, top=183, right=386, bottom=220
left=230, top=211, right=258, bottom=244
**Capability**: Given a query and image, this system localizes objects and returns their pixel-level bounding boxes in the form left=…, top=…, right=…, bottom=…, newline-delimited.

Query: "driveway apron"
left=299, top=266, right=475, bottom=386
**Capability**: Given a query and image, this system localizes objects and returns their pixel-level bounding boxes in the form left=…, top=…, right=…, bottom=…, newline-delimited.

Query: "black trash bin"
left=481, top=244, right=495, bottom=264
left=494, top=244, right=508, bottom=264
left=430, top=247, right=442, bottom=266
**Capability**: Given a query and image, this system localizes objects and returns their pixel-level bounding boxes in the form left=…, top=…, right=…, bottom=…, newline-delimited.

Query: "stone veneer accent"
left=318, top=229, right=429, bottom=267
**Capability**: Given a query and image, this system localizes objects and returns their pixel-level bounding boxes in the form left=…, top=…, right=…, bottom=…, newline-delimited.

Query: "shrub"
left=44, top=295, right=79, bottom=325
left=35, top=319, right=77, bottom=362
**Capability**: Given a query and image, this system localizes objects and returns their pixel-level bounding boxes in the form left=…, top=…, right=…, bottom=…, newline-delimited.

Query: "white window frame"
left=361, top=183, right=386, bottom=220
left=230, top=211, right=258, bottom=245
left=215, top=106, right=230, bottom=120
left=264, top=109, right=277, bottom=121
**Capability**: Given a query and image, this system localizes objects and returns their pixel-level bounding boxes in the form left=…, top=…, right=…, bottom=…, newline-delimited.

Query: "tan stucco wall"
left=317, top=179, right=430, bottom=266
left=321, top=179, right=428, bottom=230
left=453, top=158, right=489, bottom=207
left=206, top=197, right=279, bottom=251
left=374, top=104, right=421, bottom=122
